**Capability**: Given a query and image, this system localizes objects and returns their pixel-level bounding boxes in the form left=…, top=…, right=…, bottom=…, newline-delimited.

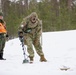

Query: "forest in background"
left=0, top=0, right=76, bottom=37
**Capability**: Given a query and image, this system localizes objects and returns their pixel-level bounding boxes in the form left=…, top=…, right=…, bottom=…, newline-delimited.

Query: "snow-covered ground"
left=0, top=30, right=76, bottom=75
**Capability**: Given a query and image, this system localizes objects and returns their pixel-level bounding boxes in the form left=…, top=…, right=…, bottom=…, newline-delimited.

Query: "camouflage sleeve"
left=18, top=17, right=29, bottom=33
left=20, top=17, right=27, bottom=26
left=18, top=25, right=23, bottom=32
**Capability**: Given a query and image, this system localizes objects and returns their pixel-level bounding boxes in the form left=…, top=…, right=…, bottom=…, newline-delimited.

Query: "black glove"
left=18, top=31, right=23, bottom=38
left=6, top=34, right=9, bottom=37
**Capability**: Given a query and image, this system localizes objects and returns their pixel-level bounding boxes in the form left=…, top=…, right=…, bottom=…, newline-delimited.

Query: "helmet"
left=0, top=12, right=3, bottom=16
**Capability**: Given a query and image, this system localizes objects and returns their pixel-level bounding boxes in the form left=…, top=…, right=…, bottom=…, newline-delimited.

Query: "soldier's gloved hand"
left=18, top=31, right=23, bottom=38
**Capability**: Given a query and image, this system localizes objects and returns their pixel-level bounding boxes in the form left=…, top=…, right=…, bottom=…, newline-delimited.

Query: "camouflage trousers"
left=24, top=34, right=44, bottom=57
left=0, top=34, right=5, bottom=54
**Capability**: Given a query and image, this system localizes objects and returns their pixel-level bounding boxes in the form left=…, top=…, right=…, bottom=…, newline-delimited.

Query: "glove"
left=6, top=34, right=9, bottom=37
left=18, top=31, right=23, bottom=38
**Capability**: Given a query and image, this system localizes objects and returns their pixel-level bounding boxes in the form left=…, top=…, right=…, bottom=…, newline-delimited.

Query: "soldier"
left=0, top=12, right=8, bottom=60
left=18, top=12, right=47, bottom=63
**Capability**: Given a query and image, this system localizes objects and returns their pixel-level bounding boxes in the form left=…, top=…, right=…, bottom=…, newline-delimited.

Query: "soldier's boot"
left=40, top=55, right=47, bottom=62
left=28, top=56, right=34, bottom=63
left=0, top=53, right=6, bottom=60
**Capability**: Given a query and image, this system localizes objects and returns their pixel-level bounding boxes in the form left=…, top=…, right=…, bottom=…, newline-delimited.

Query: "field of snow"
left=0, top=30, right=76, bottom=75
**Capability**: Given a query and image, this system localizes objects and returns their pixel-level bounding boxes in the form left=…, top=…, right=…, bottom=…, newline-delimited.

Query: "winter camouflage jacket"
left=18, top=12, right=42, bottom=38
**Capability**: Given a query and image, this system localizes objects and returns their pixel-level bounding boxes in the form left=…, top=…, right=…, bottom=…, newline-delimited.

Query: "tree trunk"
left=51, top=0, right=59, bottom=16
left=67, top=0, right=73, bottom=11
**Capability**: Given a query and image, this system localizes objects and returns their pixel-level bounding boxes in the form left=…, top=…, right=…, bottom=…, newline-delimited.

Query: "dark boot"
left=28, top=56, right=34, bottom=63
left=0, top=53, right=6, bottom=60
left=40, top=55, right=47, bottom=62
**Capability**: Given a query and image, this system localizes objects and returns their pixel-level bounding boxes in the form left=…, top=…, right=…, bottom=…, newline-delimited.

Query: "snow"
left=0, top=30, right=76, bottom=75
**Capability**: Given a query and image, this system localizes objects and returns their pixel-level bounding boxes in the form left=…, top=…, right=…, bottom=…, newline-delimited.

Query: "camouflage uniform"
left=0, top=34, right=6, bottom=55
left=0, top=12, right=7, bottom=60
left=19, top=12, right=47, bottom=62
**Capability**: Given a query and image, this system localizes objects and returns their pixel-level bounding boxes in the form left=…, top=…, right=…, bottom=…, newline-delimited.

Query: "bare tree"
left=67, top=0, right=73, bottom=11
left=24, top=0, right=29, bottom=9
left=59, top=0, right=73, bottom=11
left=51, top=0, right=59, bottom=16
left=1, top=0, right=10, bottom=17
left=0, top=0, right=2, bottom=11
